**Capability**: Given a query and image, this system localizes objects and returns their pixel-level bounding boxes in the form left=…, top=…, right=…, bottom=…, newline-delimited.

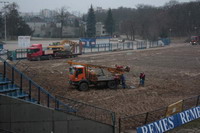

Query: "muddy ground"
left=12, top=42, right=200, bottom=118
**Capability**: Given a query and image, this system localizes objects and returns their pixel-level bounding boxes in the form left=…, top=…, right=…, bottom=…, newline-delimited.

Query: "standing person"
left=139, top=72, right=145, bottom=87
left=121, top=74, right=126, bottom=89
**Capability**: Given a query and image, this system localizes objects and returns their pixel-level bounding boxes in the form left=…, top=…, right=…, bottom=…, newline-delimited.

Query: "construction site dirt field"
left=14, top=42, right=200, bottom=117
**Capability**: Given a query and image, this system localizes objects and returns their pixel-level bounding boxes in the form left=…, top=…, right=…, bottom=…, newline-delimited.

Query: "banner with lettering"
left=137, top=106, right=200, bottom=133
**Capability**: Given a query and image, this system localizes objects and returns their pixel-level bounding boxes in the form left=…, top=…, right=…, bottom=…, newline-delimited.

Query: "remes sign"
left=137, top=106, right=200, bottom=133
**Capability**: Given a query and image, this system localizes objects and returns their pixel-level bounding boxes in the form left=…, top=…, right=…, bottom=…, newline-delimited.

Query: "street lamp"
left=0, top=1, right=9, bottom=42
left=169, top=28, right=172, bottom=39
left=194, top=27, right=198, bottom=35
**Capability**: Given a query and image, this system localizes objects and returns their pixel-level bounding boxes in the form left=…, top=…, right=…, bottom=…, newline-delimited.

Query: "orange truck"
left=67, top=61, right=130, bottom=91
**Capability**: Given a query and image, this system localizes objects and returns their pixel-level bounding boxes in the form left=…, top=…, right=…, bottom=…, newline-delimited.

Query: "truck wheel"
left=48, top=55, right=53, bottom=60
left=107, top=80, right=116, bottom=89
left=79, top=82, right=89, bottom=91
left=37, top=57, right=41, bottom=61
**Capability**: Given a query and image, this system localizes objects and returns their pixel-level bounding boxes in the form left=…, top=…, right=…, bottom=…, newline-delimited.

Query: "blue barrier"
left=160, top=38, right=171, bottom=45
left=80, top=38, right=96, bottom=48
left=137, top=106, right=200, bottom=133
left=96, top=36, right=111, bottom=39
left=0, top=44, right=3, bottom=49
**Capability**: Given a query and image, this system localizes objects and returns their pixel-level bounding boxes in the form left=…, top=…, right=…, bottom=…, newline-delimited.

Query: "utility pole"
left=0, top=1, right=9, bottom=42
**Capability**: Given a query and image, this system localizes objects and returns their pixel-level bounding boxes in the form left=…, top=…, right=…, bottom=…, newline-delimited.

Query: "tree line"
left=0, top=1, right=200, bottom=40
left=94, top=0, right=200, bottom=40
left=0, top=3, right=33, bottom=40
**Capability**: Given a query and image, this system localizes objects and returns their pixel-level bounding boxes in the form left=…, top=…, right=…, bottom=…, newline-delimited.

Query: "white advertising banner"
left=18, top=36, right=31, bottom=48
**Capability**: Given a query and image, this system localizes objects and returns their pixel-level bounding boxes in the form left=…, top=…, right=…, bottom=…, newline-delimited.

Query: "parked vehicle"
left=190, top=36, right=200, bottom=45
left=27, top=41, right=81, bottom=61
left=67, top=61, right=130, bottom=91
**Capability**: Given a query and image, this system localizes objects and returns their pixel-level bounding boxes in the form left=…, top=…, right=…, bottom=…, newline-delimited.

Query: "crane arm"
left=67, top=60, right=129, bottom=74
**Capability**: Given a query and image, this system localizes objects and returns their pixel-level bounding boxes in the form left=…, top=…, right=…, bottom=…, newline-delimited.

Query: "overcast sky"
left=1, top=0, right=193, bottom=15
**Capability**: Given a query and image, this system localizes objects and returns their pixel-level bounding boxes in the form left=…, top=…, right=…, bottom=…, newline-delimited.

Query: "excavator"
left=67, top=60, right=130, bottom=91
left=48, top=40, right=79, bottom=54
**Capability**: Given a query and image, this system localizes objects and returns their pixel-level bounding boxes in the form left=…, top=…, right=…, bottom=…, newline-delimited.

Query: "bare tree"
left=55, top=6, right=69, bottom=38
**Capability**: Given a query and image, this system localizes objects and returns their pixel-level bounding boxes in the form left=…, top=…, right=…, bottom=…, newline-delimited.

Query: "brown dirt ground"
left=11, top=42, right=200, bottom=118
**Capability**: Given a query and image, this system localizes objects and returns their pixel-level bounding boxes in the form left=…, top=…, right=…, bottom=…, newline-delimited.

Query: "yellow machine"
left=67, top=60, right=130, bottom=91
left=48, top=40, right=78, bottom=53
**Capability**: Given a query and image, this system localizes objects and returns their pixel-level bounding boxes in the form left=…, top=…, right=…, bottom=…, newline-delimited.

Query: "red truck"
left=27, top=43, right=81, bottom=61
left=190, top=36, right=200, bottom=45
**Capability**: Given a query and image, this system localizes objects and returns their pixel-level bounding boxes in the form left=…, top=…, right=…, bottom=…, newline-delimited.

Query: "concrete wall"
left=0, top=94, right=114, bottom=133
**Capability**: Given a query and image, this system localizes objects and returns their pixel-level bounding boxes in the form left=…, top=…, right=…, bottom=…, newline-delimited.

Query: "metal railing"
left=119, top=95, right=200, bottom=133
left=0, top=57, right=116, bottom=128
left=56, top=95, right=116, bottom=126
left=0, top=57, right=75, bottom=112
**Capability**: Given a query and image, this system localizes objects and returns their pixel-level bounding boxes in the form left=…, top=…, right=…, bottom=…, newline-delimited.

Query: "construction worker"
left=139, top=72, right=145, bottom=87
left=121, top=74, right=126, bottom=89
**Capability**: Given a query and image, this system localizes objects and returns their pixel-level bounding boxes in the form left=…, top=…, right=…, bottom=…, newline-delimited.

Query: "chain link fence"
left=119, top=95, right=200, bottom=133
left=56, top=95, right=116, bottom=126
left=82, top=40, right=167, bottom=54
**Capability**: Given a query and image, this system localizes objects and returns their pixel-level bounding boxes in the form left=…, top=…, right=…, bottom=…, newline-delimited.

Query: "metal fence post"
left=29, top=80, right=32, bottom=100
left=112, top=112, right=116, bottom=133
left=38, top=87, right=40, bottom=104
left=3, top=61, right=6, bottom=78
left=20, top=73, right=23, bottom=92
left=47, top=94, right=50, bottom=107
left=119, top=117, right=121, bottom=133
left=144, top=112, right=149, bottom=124
left=98, top=44, right=99, bottom=52
left=11, top=67, right=14, bottom=85
left=196, top=96, right=200, bottom=106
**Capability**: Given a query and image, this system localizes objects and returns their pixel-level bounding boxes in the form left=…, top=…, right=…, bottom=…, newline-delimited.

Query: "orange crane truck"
left=67, top=61, right=130, bottom=91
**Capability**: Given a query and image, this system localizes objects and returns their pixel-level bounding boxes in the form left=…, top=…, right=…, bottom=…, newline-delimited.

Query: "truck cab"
left=27, top=44, right=43, bottom=60
left=190, top=36, right=200, bottom=45
left=69, top=65, right=89, bottom=90
left=69, top=65, right=86, bottom=82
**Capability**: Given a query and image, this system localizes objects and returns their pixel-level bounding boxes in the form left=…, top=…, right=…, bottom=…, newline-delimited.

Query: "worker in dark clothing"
left=139, top=72, right=145, bottom=87
left=139, top=72, right=145, bottom=86
left=121, top=74, right=126, bottom=89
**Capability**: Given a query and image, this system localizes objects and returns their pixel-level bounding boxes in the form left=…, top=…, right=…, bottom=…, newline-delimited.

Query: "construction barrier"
left=166, top=100, right=183, bottom=117
left=137, top=106, right=200, bottom=133
left=119, top=95, right=200, bottom=133
left=82, top=39, right=168, bottom=54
